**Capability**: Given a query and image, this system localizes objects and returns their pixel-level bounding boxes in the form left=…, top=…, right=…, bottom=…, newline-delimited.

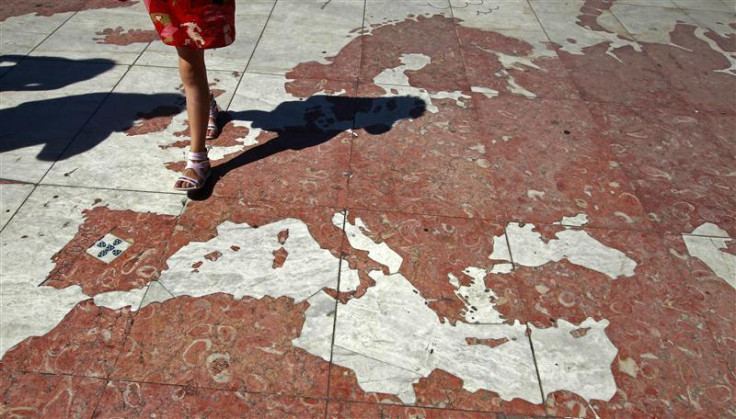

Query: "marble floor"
left=1, top=0, right=734, bottom=417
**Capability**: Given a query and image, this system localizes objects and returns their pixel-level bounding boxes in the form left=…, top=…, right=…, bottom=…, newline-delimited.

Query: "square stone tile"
left=471, top=96, right=651, bottom=230
left=638, top=9, right=736, bottom=113
left=96, top=381, right=327, bottom=417
left=0, top=9, right=74, bottom=35
left=1, top=300, right=135, bottom=378
left=499, top=226, right=735, bottom=417
left=360, top=11, right=469, bottom=92
left=42, top=65, right=239, bottom=193
left=672, top=0, right=734, bottom=12
left=111, top=293, right=333, bottom=398
left=456, top=25, right=580, bottom=101
left=451, top=0, right=544, bottom=32
left=0, top=30, right=48, bottom=57
left=248, top=0, right=363, bottom=79
left=364, top=0, right=451, bottom=26
left=0, top=371, right=106, bottom=418
left=327, top=208, right=546, bottom=415
left=662, top=229, right=736, bottom=373
left=0, top=183, right=34, bottom=230
left=0, top=58, right=128, bottom=183
left=588, top=102, right=736, bottom=236
left=30, top=5, right=154, bottom=64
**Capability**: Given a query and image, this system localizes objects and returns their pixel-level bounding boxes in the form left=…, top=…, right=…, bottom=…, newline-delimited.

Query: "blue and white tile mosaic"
left=86, top=234, right=131, bottom=264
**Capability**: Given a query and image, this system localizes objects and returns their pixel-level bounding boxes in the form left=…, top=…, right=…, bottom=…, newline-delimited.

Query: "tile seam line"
left=605, top=2, right=707, bottom=113
left=33, top=16, right=152, bottom=193
left=326, top=2, right=367, bottom=414
left=324, top=209, right=349, bottom=419
left=0, top=8, right=79, bottom=82
left=0, top=8, right=84, bottom=235
left=1, top=368, right=550, bottom=417
left=342, top=204, right=677, bottom=235
left=222, top=0, right=278, bottom=114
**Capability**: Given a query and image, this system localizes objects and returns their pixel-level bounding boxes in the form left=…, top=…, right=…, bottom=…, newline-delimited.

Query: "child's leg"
left=175, top=46, right=210, bottom=189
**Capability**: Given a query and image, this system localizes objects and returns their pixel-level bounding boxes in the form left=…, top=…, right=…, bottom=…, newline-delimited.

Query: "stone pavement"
left=1, top=0, right=735, bottom=417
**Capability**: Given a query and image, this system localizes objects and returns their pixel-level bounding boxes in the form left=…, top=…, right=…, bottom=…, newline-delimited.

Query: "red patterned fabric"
left=142, top=0, right=235, bottom=49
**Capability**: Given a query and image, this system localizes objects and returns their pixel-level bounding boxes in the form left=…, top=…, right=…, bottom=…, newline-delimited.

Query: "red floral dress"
left=142, top=0, right=235, bottom=49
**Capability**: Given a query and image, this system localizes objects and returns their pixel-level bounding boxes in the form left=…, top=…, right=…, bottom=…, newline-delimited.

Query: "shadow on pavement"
left=188, top=94, right=427, bottom=200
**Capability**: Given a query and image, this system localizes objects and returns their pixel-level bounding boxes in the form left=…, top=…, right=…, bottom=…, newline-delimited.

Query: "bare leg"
left=175, top=46, right=210, bottom=189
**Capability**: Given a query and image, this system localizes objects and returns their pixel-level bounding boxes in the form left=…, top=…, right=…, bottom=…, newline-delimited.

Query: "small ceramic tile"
left=86, top=233, right=131, bottom=264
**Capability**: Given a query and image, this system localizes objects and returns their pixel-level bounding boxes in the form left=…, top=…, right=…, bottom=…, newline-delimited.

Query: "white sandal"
left=206, top=92, right=220, bottom=140
left=174, top=151, right=210, bottom=191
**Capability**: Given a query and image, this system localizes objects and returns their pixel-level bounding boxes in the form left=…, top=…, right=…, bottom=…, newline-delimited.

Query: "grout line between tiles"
left=223, top=0, right=278, bottom=114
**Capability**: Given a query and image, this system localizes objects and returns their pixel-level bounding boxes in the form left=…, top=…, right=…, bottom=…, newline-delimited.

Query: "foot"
left=206, top=92, right=220, bottom=140
left=174, top=151, right=210, bottom=191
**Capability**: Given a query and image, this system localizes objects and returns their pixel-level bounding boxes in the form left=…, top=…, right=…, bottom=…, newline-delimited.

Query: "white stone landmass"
left=683, top=223, right=736, bottom=289
left=0, top=187, right=183, bottom=357
left=490, top=222, right=637, bottom=279
left=158, top=219, right=360, bottom=300
left=293, top=212, right=621, bottom=404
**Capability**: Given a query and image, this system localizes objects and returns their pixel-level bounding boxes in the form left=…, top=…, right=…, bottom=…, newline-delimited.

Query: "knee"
left=178, top=62, right=201, bottom=87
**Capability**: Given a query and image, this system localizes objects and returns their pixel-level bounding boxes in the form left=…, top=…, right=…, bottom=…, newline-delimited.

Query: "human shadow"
left=190, top=95, right=427, bottom=199
left=0, top=55, right=116, bottom=92
left=0, top=92, right=184, bottom=161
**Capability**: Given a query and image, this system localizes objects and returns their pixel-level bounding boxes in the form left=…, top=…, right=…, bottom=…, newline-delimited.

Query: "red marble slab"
left=328, top=366, right=545, bottom=417
left=0, top=0, right=133, bottom=21
left=555, top=43, right=691, bottom=110
left=0, top=370, right=106, bottom=418
left=456, top=26, right=580, bottom=101
left=662, top=231, right=736, bottom=374
left=359, top=14, right=470, bottom=92
left=471, top=95, right=651, bottom=230
left=111, top=294, right=331, bottom=398
left=588, top=102, right=736, bottom=236
left=643, top=22, right=736, bottom=114
left=1, top=300, right=134, bottom=378
left=94, top=381, right=326, bottom=418
left=327, top=399, right=508, bottom=418
left=502, top=227, right=736, bottom=417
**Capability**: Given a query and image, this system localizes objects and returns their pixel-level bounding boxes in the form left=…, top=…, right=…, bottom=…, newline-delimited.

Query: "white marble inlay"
left=683, top=223, right=736, bottom=289
left=531, top=318, right=619, bottom=402
left=334, top=213, right=403, bottom=274
left=158, top=219, right=360, bottom=301
left=492, top=220, right=637, bottom=279
left=295, top=212, right=623, bottom=404
left=0, top=186, right=183, bottom=357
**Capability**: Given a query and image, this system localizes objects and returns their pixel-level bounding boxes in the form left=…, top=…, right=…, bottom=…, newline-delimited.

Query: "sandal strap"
left=209, top=93, right=219, bottom=119
left=185, top=151, right=210, bottom=179
left=188, top=151, right=208, bottom=160
left=177, top=175, right=201, bottom=186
